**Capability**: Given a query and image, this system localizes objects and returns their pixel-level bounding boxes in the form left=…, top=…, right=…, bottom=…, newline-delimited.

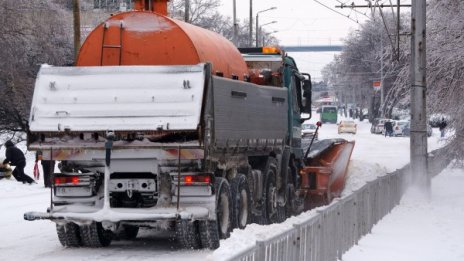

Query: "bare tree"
left=322, top=13, right=408, bottom=120
left=326, top=0, right=464, bottom=159
left=0, top=0, right=73, bottom=136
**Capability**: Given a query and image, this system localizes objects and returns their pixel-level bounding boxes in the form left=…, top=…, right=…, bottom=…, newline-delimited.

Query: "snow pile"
left=342, top=159, right=389, bottom=196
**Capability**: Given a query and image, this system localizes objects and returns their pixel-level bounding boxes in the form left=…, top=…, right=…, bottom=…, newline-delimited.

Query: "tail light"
left=53, top=174, right=95, bottom=197
left=183, top=175, right=211, bottom=185
left=54, top=175, right=90, bottom=186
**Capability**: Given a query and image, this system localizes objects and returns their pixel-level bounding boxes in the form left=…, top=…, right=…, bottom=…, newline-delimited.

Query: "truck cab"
left=239, top=46, right=312, bottom=157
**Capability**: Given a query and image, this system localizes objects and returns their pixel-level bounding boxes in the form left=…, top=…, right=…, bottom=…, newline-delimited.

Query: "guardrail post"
left=256, top=240, right=266, bottom=261
left=292, top=224, right=299, bottom=261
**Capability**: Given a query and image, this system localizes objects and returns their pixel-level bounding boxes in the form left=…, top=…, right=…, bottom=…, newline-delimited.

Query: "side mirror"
left=301, top=73, right=312, bottom=114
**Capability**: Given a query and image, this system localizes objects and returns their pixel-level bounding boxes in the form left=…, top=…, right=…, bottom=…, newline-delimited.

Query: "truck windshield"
left=245, top=61, right=282, bottom=72
left=245, top=60, right=283, bottom=87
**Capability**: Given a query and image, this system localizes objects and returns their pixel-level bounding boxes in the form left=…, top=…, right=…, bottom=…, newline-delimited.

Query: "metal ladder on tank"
left=100, top=21, right=124, bottom=65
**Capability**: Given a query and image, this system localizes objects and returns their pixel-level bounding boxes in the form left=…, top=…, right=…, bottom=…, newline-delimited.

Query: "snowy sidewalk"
left=341, top=165, right=464, bottom=261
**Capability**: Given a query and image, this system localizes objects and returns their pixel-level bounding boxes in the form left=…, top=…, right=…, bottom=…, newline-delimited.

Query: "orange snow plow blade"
left=299, top=139, right=355, bottom=209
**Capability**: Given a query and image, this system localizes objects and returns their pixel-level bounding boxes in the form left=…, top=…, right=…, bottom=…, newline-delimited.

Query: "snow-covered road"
left=0, top=119, right=453, bottom=260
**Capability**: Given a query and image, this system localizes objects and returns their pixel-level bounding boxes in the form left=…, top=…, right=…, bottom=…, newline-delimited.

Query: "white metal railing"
left=224, top=169, right=405, bottom=261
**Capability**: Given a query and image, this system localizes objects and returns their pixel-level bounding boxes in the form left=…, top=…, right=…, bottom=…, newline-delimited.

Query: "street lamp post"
left=259, top=22, right=277, bottom=46
left=233, top=0, right=238, bottom=46
left=262, top=30, right=278, bottom=46
left=255, top=7, right=277, bottom=47
left=249, top=0, right=253, bottom=47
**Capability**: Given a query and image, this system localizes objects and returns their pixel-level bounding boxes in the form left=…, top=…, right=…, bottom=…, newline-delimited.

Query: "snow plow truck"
left=24, top=0, right=354, bottom=249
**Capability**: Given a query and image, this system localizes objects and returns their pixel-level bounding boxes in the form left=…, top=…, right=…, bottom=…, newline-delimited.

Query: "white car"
left=393, top=120, right=409, bottom=136
left=301, top=122, right=318, bottom=140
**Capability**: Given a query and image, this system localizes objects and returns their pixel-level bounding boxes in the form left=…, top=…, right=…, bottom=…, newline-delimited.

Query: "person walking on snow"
left=3, top=140, right=35, bottom=184
left=384, top=120, right=393, bottom=137
left=439, top=118, right=447, bottom=138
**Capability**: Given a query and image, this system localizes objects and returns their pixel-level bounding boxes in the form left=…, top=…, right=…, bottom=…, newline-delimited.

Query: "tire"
left=175, top=220, right=201, bottom=249
left=263, top=158, right=286, bottom=224
left=198, top=220, right=220, bottom=249
left=285, top=160, right=304, bottom=218
left=56, top=222, right=82, bottom=247
left=80, top=222, right=113, bottom=247
left=230, top=174, right=251, bottom=229
left=215, top=177, right=232, bottom=239
left=116, top=225, right=139, bottom=240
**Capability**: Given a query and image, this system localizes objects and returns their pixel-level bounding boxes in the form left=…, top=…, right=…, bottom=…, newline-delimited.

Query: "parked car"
left=338, top=120, right=357, bottom=134
left=371, top=118, right=388, bottom=134
left=393, top=120, right=409, bottom=136
left=402, top=122, right=433, bottom=137
left=302, top=122, right=318, bottom=140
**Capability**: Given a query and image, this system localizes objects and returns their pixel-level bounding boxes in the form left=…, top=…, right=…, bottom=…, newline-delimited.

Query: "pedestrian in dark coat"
left=384, top=121, right=393, bottom=137
left=439, top=118, right=447, bottom=138
left=3, top=140, right=35, bottom=184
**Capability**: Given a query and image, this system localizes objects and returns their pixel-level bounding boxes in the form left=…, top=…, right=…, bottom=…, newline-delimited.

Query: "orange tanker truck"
left=24, top=0, right=354, bottom=249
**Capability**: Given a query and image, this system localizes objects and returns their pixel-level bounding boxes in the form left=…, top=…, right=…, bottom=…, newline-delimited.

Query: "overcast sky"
left=216, top=0, right=410, bottom=81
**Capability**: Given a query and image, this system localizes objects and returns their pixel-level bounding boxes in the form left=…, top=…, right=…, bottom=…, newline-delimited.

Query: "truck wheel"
left=215, top=177, right=232, bottom=239
left=80, top=222, right=113, bottom=247
left=175, top=220, right=201, bottom=249
left=198, top=220, right=220, bottom=249
left=56, top=223, right=82, bottom=247
left=285, top=183, right=296, bottom=218
left=288, top=160, right=305, bottom=216
left=264, top=158, right=286, bottom=224
left=230, top=174, right=251, bottom=229
left=116, top=225, right=139, bottom=240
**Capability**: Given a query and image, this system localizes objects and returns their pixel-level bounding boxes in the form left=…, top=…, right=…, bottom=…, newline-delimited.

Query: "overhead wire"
left=335, top=0, right=370, bottom=18
left=312, top=0, right=360, bottom=24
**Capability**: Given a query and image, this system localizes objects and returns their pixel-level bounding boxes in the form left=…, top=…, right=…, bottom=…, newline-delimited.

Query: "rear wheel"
left=198, top=220, right=220, bottom=249
left=175, top=220, right=201, bottom=249
left=230, top=174, right=251, bottom=229
left=56, top=222, right=82, bottom=247
left=215, top=177, right=232, bottom=239
left=264, top=158, right=286, bottom=224
left=80, top=222, right=113, bottom=247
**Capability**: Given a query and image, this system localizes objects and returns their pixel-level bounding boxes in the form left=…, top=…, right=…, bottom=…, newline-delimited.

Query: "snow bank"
left=341, top=164, right=464, bottom=261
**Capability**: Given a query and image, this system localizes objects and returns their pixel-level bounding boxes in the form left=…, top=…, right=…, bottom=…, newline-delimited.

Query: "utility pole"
left=255, top=13, right=259, bottom=47
left=249, top=0, right=253, bottom=47
left=397, top=0, right=400, bottom=60
left=380, top=31, right=384, bottom=113
left=233, top=0, right=238, bottom=46
left=410, top=0, right=429, bottom=194
left=184, top=0, right=190, bottom=23
left=73, top=0, right=81, bottom=63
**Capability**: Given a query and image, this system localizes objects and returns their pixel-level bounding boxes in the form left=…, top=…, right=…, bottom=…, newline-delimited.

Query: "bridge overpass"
left=281, top=45, right=344, bottom=52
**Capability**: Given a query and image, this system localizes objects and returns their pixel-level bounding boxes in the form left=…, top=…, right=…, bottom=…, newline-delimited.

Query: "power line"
left=335, top=0, right=370, bottom=18
left=312, top=0, right=361, bottom=24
